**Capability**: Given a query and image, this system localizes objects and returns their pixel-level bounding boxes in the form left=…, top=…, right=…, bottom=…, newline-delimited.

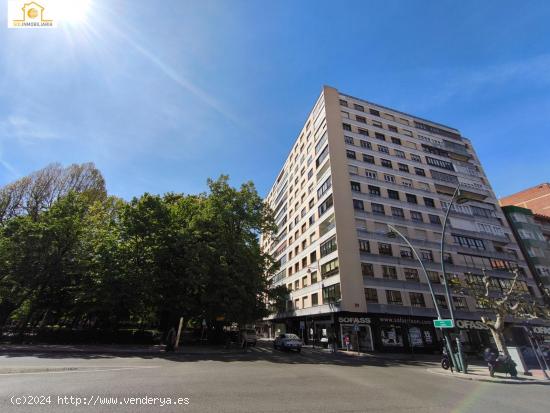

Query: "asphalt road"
left=0, top=341, right=548, bottom=413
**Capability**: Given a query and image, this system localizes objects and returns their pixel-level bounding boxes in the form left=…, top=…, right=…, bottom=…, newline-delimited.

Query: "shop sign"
left=379, top=316, right=432, bottom=326
left=338, top=317, right=371, bottom=324
left=456, top=320, right=489, bottom=330
left=532, top=326, right=550, bottom=335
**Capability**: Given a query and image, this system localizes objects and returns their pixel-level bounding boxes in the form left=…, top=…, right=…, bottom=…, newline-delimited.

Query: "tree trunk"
left=489, top=327, right=508, bottom=357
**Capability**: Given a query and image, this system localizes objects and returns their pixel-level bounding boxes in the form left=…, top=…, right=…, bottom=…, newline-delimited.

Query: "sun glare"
left=55, top=0, right=92, bottom=25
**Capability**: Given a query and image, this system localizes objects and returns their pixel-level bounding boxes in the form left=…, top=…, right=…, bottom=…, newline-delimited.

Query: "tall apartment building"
left=500, top=183, right=550, bottom=217
left=261, top=86, right=546, bottom=353
left=502, top=205, right=550, bottom=303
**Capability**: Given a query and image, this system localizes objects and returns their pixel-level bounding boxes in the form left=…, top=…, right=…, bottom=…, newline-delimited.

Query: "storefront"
left=368, top=314, right=439, bottom=353
left=337, top=315, right=374, bottom=352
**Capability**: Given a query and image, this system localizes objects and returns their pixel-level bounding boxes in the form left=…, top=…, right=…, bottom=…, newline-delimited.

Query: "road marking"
left=0, top=366, right=160, bottom=377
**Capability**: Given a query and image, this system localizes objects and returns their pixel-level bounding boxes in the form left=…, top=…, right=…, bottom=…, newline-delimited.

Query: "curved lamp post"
left=386, top=224, right=461, bottom=372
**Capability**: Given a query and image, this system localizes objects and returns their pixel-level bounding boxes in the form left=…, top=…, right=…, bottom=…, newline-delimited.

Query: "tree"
left=456, top=269, right=550, bottom=356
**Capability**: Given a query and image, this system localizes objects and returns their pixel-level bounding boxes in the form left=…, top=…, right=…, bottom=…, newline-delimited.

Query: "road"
left=0, top=341, right=548, bottom=412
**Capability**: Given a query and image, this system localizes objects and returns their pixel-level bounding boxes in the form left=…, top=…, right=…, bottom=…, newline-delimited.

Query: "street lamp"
left=440, top=183, right=473, bottom=373
left=387, top=224, right=462, bottom=372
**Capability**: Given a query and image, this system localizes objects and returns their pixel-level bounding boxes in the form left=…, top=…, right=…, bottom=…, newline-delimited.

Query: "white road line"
left=0, top=366, right=160, bottom=377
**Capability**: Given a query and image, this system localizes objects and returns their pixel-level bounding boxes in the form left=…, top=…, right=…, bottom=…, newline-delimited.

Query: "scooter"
left=484, top=348, right=518, bottom=378
left=441, top=347, right=452, bottom=371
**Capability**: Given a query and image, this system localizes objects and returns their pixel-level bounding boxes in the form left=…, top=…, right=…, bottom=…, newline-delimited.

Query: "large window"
left=409, top=292, right=426, bottom=307
left=392, top=207, right=404, bottom=218
left=453, top=234, right=485, bottom=250
left=322, top=283, right=341, bottom=303
left=382, top=265, right=398, bottom=279
left=365, top=288, right=379, bottom=303
left=363, top=154, right=375, bottom=164
left=358, top=239, right=370, bottom=252
left=381, top=159, right=393, bottom=168
left=353, top=199, right=365, bottom=210
left=426, top=156, right=454, bottom=171
left=315, top=145, right=329, bottom=167
left=379, top=243, right=393, bottom=256
left=320, top=235, right=337, bottom=257
left=368, top=185, right=381, bottom=196
left=346, top=150, right=356, bottom=159
left=388, top=189, right=400, bottom=200
left=371, top=203, right=385, bottom=215
left=386, top=290, right=403, bottom=305
left=321, top=258, right=339, bottom=278
left=318, top=194, right=333, bottom=217
left=350, top=181, right=361, bottom=192
left=362, top=263, right=374, bottom=276
left=404, top=268, right=419, bottom=281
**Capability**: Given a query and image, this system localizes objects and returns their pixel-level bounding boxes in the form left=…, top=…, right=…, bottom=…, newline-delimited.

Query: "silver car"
left=273, top=333, right=302, bottom=352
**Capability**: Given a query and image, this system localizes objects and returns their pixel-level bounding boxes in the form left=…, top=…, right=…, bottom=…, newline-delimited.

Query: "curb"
left=426, top=368, right=550, bottom=385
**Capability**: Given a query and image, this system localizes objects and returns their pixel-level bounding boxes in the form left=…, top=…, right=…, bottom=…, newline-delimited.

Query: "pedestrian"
left=165, top=327, right=176, bottom=352
left=344, top=335, right=351, bottom=351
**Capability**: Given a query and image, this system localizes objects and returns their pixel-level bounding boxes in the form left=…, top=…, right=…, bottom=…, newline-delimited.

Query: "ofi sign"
left=338, top=317, right=371, bottom=324
left=456, top=320, right=489, bottom=330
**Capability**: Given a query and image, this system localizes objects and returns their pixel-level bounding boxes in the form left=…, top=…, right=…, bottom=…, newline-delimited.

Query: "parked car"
left=273, top=333, right=302, bottom=352
left=240, top=329, right=257, bottom=347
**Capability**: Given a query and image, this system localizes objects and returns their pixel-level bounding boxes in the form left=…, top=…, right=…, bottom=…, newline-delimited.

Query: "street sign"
left=433, top=319, right=454, bottom=328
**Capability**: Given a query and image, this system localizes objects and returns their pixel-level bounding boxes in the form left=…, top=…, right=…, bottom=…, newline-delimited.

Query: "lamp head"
left=386, top=231, right=397, bottom=239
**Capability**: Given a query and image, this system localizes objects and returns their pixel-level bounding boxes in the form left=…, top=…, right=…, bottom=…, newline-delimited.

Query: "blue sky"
left=1, top=0, right=549, bottom=199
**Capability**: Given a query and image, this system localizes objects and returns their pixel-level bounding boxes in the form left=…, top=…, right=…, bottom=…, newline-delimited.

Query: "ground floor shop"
left=261, top=312, right=550, bottom=355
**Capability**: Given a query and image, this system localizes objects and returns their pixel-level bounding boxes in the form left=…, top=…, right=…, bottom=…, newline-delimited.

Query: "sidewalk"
left=427, top=364, right=550, bottom=385
left=0, top=343, right=245, bottom=356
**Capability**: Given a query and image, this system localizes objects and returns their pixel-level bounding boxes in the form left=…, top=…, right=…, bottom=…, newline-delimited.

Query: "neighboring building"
left=502, top=205, right=550, bottom=303
left=500, top=183, right=550, bottom=217
left=260, top=86, right=545, bottom=353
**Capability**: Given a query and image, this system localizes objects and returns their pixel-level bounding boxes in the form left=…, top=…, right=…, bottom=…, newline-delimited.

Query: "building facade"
left=500, top=183, right=550, bottom=217
left=502, top=205, right=550, bottom=303
left=261, top=86, right=545, bottom=353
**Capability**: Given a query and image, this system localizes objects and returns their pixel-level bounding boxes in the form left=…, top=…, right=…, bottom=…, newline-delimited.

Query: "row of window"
left=350, top=181, right=437, bottom=208
left=364, top=288, right=467, bottom=310
left=353, top=199, right=442, bottom=225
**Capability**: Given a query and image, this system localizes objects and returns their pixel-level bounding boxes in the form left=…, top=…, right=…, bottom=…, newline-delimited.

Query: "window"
left=388, top=125, right=398, bottom=133
left=395, top=149, right=406, bottom=158
left=358, top=239, right=370, bottom=252
left=435, top=295, right=448, bottom=309
left=375, top=132, right=386, bottom=141
left=350, top=181, right=361, bottom=192
left=382, top=265, right=398, bottom=279
left=388, top=189, right=400, bottom=200
left=391, top=207, right=404, bottom=218
left=353, top=199, right=365, bottom=210
left=339, top=99, right=348, bottom=107
left=430, top=170, right=459, bottom=184
left=371, top=203, right=385, bottom=215
left=400, top=247, right=413, bottom=259
left=354, top=103, right=364, bottom=112
left=426, top=156, right=454, bottom=171
left=345, top=136, right=354, bottom=145
left=409, top=292, right=426, bottom=307
left=453, top=234, right=485, bottom=250
left=358, top=128, right=369, bottom=136
left=356, top=115, right=367, bottom=124
left=310, top=251, right=317, bottom=263
left=381, top=159, right=393, bottom=168
left=317, top=177, right=332, bottom=198
left=427, top=271, right=440, bottom=283
left=318, top=194, right=333, bottom=217
left=363, top=154, right=375, bottom=164
left=410, top=211, right=423, bottom=222
left=320, top=235, right=337, bottom=257
left=404, top=268, right=419, bottom=281
left=378, top=242, right=393, bottom=256
left=346, top=150, right=356, bottom=159
left=373, top=120, right=383, bottom=128
left=401, top=178, right=413, bottom=187
left=361, top=263, right=374, bottom=276
left=384, top=174, right=396, bottom=183
left=368, top=185, right=381, bottom=196
left=414, top=167, right=426, bottom=176
left=370, top=108, right=380, bottom=116
left=365, top=169, right=377, bottom=179
left=343, top=123, right=352, bottom=131
left=348, top=165, right=359, bottom=175
left=378, top=144, right=389, bottom=153
left=341, top=111, right=349, bottom=119
left=406, top=193, right=418, bottom=204
left=410, top=154, right=421, bottom=162
left=398, top=163, right=409, bottom=172
left=429, top=214, right=441, bottom=225
left=386, top=290, right=403, bottom=305
left=321, top=258, right=339, bottom=278
left=424, top=197, right=435, bottom=208
left=391, top=137, right=402, bottom=145
left=322, top=283, right=341, bottom=303
left=365, top=288, right=378, bottom=303
left=311, top=293, right=319, bottom=306
left=453, top=296, right=468, bottom=310
left=360, top=140, right=371, bottom=149
left=420, top=249, right=434, bottom=261
left=316, top=145, right=329, bottom=167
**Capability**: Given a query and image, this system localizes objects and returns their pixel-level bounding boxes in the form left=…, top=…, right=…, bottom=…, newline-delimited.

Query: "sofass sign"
left=338, top=317, right=371, bottom=324
left=456, top=320, right=489, bottom=330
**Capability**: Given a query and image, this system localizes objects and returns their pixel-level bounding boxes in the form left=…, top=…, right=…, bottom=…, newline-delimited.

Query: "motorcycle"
left=441, top=346, right=452, bottom=371
left=483, top=348, right=518, bottom=378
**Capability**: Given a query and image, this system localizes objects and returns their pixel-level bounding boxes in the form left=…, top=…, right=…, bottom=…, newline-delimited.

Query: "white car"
left=240, top=329, right=257, bottom=347
left=273, top=333, right=302, bottom=352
